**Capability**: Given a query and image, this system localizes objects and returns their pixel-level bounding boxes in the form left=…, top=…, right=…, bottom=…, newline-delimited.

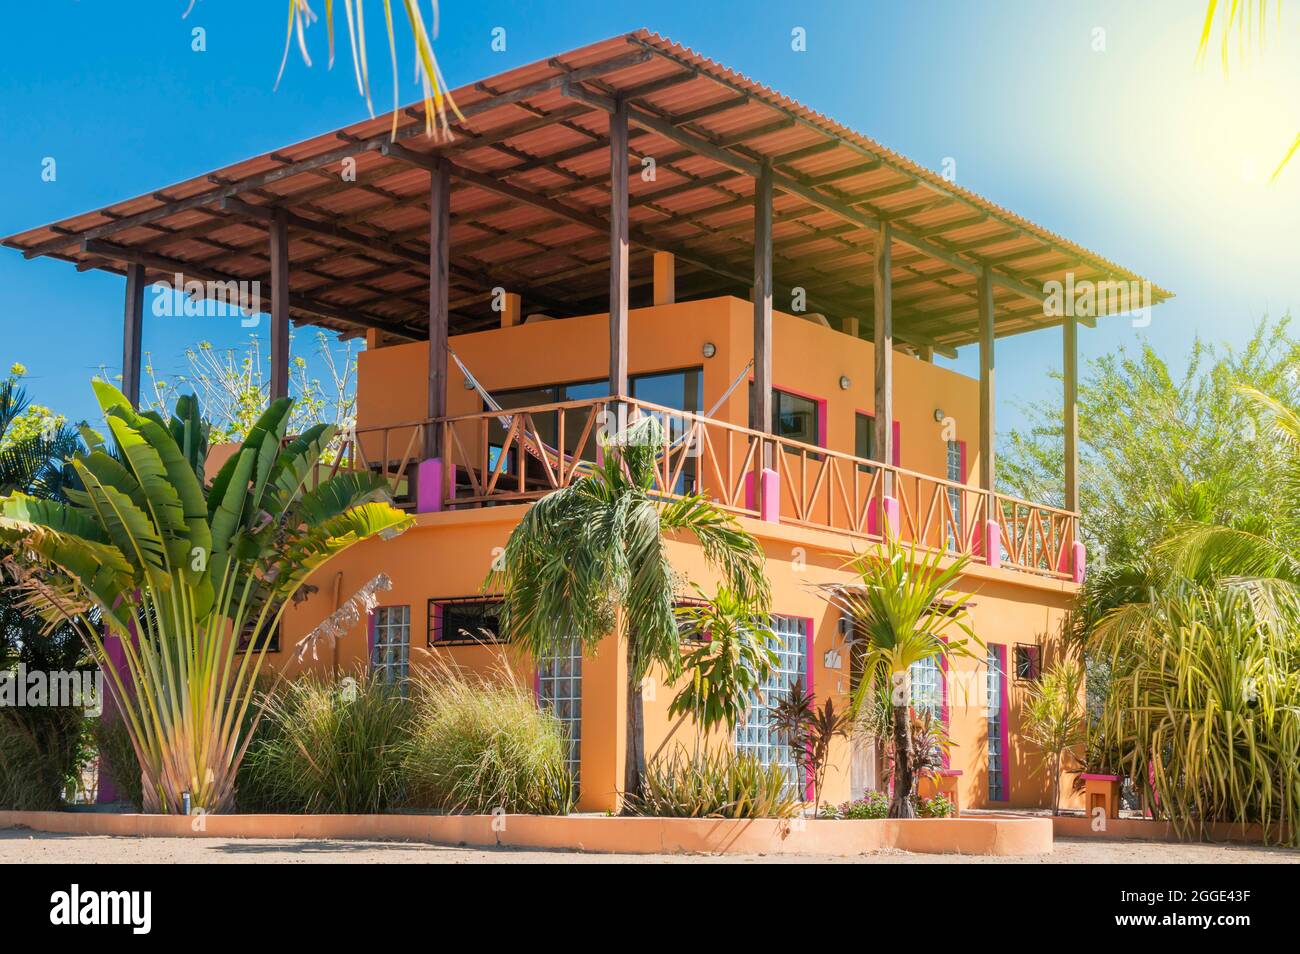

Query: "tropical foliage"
left=404, top=655, right=574, bottom=815
left=821, top=532, right=978, bottom=817
left=268, top=0, right=461, bottom=139
left=494, top=415, right=770, bottom=801
left=238, top=669, right=411, bottom=813
left=627, top=746, right=800, bottom=819
left=668, top=585, right=776, bottom=741
left=0, top=382, right=412, bottom=813
left=1007, top=322, right=1300, bottom=839
left=768, top=678, right=852, bottom=814
left=1097, top=587, right=1300, bottom=843
left=1021, top=659, right=1087, bottom=815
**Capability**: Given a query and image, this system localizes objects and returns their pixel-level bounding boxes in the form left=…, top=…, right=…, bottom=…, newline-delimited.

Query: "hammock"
left=448, top=347, right=753, bottom=476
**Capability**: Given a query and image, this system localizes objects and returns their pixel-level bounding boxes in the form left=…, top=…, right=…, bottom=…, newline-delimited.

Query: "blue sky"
left=2, top=1, right=1298, bottom=432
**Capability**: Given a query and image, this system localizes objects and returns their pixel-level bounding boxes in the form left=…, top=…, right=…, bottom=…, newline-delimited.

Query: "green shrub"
left=237, top=670, right=411, bottom=814
left=628, top=746, right=801, bottom=819
left=404, top=660, right=573, bottom=815
left=0, top=706, right=85, bottom=810
left=826, top=790, right=890, bottom=819
left=917, top=793, right=956, bottom=818
left=93, top=716, right=143, bottom=810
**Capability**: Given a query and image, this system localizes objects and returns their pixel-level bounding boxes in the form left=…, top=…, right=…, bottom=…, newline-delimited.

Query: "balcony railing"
left=336, top=397, right=1077, bottom=581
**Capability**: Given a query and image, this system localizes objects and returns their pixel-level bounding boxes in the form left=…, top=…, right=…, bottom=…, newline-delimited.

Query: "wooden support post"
left=842, top=316, right=860, bottom=339
left=121, top=263, right=145, bottom=408
left=978, top=266, right=996, bottom=493
left=919, top=345, right=935, bottom=363
left=427, top=158, right=451, bottom=459
left=751, top=164, right=774, bottom=459
left=1064, top=312, right=1080, bottom=531
left=873, top=222, right=894, bottom=494
left=500, top=292, right=521, bottom=328
left=269, top=212, right=290, bottom=402
left=609, top=99, right=630, bottom=402
left=653, top=251, right=676, bottom=306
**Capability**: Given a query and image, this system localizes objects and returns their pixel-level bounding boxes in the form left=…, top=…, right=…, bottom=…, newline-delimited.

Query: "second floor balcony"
left=335, top=296, right=1079, bottom=581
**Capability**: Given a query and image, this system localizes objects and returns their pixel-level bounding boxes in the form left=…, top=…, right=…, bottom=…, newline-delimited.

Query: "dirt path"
left=3, top=829, right=1297, bottom=863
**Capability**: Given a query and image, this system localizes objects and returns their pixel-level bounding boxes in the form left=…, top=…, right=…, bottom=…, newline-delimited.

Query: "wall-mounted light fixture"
left=702, top=341, right=717, bottom=359
left=463, top=378, right=476, bottom=390
left=933, top=408, right=946, bottom=422
left=839, top=375, right=852, bottom=390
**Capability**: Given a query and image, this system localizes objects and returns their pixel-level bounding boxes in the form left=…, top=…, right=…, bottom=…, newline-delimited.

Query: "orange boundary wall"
left=0, top=811, right=1052, bottom=857
left=1051, top=814, right=1288, bottom=846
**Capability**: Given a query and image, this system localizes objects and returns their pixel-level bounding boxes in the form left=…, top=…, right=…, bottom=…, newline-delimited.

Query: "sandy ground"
left=2, top=828, right=1298, bottom=863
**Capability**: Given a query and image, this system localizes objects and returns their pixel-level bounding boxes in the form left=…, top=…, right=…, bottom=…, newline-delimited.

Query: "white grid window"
left=735, top=615, right=807, bottom=797
left=538, top=640, right=582, bottom=791
left=371, top=606, right=410, bottom=687
left=910, top=656, right=942, bottom=716
left=987, top=647, right=1005, bottom=800
left=946, top=440, right=963, bottom=552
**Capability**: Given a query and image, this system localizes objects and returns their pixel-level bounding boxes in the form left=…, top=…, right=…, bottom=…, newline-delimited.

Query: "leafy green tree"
left=493, top=416, right=770, bottom=802
left=0, top=381, right=412, bottom=813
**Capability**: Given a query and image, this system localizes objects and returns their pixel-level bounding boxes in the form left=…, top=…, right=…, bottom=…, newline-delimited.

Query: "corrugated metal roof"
left=1, top=29, right=1170, bottom=348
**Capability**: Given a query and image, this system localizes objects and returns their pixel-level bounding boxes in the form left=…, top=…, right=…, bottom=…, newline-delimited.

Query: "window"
left=946, top=439, right=964, bottom=551
left=537, top=640, right=583, bottom=792
left=371, top=606, right=410, bottom=687
left=631, top=368, right=704, bottom=494
left=429, top=598, right=504, bottom=646
left=909, top=656, right=943, bottom=717
left=236, top=618, right=281, bottom=654
left=735, top=615, right=808, bottom=798
left=854, top=412, right=877, bottom=463
left=1014, top=644, right=1041, bottom=681
left=987, top=647, right=1006, bottom=801
left=748, top=387, right=823, bottom=450
left=629, top=367, right=703, bottom=414
left=487, top=379, right=607, bottom=478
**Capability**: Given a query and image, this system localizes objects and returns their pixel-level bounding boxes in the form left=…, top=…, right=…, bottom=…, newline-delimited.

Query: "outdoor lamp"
left=702, top=341, right=717, bottom=358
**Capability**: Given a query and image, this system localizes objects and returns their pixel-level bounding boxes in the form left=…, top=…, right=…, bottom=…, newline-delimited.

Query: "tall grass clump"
left=404, top=658, right=573, bottom=815
left=1098, top=586, right=1300, bottom=844
left=627, top=746, right=800, bottom=819
left=93, top=716, right=143, bottom=809
left=238, top=670, right=411, bottom=814
left=0, top=706, right=85, bottom=810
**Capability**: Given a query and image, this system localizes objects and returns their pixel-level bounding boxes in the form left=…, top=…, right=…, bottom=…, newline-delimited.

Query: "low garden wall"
left=0, top=811, right=1052, bottom=857
left=1051, top=814, right=1287, bottom=846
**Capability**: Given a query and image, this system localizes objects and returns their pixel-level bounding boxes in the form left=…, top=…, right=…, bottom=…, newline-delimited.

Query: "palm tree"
left=821, top=533, right=979, bottom=818
left=494, top=416, right=770, bottom=803
left=268, top=0, right=461, bottom=139
left=0, top=381, right=412, bottom=813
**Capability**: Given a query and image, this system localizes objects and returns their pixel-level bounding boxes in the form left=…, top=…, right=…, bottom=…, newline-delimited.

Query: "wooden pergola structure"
left=2, top=30, right=1169, bottom=520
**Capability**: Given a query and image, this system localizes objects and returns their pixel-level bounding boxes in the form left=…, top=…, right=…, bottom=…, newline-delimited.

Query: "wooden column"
left=873, top=221, right=894, bottom=491
left=751, top=164, right=774, bottom=449
left=426, top=157, right=451, bottom=459
left=978, top=265, right=996, bottom=495
left=121, top=263, right=145, bottom=408
left=269, top=212, right=290, bottom=402
left=608, top=99, right=630, bottom=400
left=652, top=251, right=675, bottom=306
left=1063, top=313, right=1079, bottom=529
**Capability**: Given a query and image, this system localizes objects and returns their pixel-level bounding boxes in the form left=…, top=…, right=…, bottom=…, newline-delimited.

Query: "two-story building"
left=3, top=31, right=1169, bottom=813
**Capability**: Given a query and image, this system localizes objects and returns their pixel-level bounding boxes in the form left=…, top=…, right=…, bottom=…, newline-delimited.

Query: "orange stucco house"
left=3, top=31, right=1169, bottom=813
